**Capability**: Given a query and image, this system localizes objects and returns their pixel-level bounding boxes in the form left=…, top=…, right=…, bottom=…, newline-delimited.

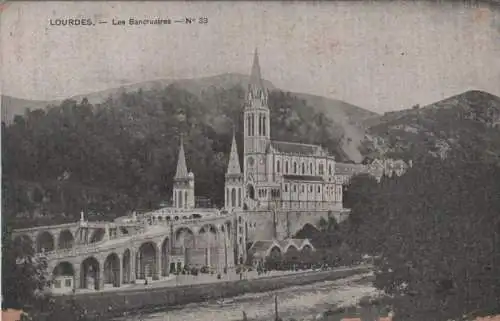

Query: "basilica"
left=175, top=50, right=345, bottom=217
left=169, top=50, right=366, bottom=264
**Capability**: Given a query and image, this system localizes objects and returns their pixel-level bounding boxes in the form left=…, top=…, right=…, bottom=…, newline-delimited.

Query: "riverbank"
left=56, top=265, right=371, bottom=319
left=114, top=272, right=380, bottom=321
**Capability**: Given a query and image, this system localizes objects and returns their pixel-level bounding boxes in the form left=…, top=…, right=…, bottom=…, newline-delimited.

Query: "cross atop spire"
left=226, top=133, right=241, bottom=176
left=175, top=136, right=188, bottom=179
left=249, top=48, right=265, bottom=91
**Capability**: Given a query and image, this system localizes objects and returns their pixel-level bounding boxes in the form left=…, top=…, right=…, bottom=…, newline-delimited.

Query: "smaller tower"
left=173, top=136, right=195, bottom=209
left=225, top=133, right=244, bottom=210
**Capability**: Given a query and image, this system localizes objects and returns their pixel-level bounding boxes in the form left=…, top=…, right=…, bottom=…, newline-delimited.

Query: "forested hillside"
left=2, top=85, right=345, bottom=227
left=361, top=90, right=500, bottom=163
left=2, top=73, right=377, bottom=161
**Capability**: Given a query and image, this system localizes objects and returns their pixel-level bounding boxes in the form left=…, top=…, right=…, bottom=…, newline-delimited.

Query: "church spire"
left=175, top=136, right=188, bottom=179
left=226, top=133, right=241, bottom=176
left=249, top=48, right=265, bottom=91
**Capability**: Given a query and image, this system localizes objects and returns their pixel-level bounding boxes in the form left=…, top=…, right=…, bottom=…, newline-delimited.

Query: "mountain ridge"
left=2, top=73, right=377, bottom=162
left=362, top=89, right=500, bottom=162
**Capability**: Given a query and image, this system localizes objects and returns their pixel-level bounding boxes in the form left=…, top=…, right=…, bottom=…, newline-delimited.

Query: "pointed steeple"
left=226, top=133, right=241, bottom=176
left=249, top=48, right=265, bottom=91
left=175, top=136, right=188, bottom=179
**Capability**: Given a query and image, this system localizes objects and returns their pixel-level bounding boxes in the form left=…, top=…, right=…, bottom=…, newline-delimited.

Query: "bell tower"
left=243, top=48, right=271, bottom=189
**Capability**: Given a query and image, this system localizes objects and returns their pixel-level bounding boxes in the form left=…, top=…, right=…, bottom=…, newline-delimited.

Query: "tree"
left=343, top=173, right=379, bottom=210
left=2, top=219, right=49, bottom=311
left=356, top=154, right=500, bottom=321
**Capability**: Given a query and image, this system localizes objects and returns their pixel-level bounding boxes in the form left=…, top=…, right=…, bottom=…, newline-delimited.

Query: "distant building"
left=335, top=158, right=410, bottom=184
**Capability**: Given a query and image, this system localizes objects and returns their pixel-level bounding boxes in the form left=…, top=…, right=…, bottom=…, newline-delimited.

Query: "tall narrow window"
left=238, top=188, right=242, bottom=207
left=247, top=116, right=251, bottom=136
left=277, top=160, right=281, bottom=173
left=231, top=188, right=236, bottom=208
left=285, top=161, right=289, bottom=174
left=329, top=165, right=332, bottom=176
left=310, top=162, right=313, bottom=174
left=294, top=162, right=297, bottom=174
left=319, top=164, right=324, bottom=175
left=251, top=115, right=255, bottom=136
left=259, top=114, right=262, bottom=136
left=302, top=163, right=305, bottom=175
left=184, top=191, right=188, bottom=208
left=263, top=115, right=267, bottom=136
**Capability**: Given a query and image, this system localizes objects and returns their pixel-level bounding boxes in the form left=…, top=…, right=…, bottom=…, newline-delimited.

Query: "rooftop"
left=283, top=174, right=324, bottom=182
left=269, top=140, right=325, bottom=156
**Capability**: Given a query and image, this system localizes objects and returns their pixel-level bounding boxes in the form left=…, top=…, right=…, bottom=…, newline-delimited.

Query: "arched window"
left=231, top=188, right=236, bottom=207
left=184, top=191, right=188, bottom=208
left=319, top=164, right=324, bottom=175
left=310, top=162, right=313, bottom=174
left=276, top=160, right=281, bottom=173
left=293, top=162, right=297, bottom=174
left=301, top=185, right=305, bottom=193
left=301, top=163, right=305, bottom=174
left=285, top=161, right=289, bottom=174
left=293, top=185, right=297, bottom=193
left=178, top=190, right=183, bottom=208
left=263, top=115, right=267, bottom=136
left=238, top=188, right=242, bottom=207
left=284, top=184, right=288, bottom=192
left=329, top=165, right=332, bottom=176
left=226, top=188, right=230, bottom=206
left=317, top=185, right=321, bottom=193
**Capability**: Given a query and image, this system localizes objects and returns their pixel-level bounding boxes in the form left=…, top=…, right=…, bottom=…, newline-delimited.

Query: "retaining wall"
left=56, top=266, right=371, bottom=318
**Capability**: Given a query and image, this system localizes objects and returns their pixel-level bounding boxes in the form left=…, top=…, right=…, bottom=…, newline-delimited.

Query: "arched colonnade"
left=50, top=220, right=235, bottom=292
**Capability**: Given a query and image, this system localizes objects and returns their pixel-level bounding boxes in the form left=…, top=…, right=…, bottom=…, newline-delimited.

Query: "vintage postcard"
left=1, top=1, right=500, bottom=321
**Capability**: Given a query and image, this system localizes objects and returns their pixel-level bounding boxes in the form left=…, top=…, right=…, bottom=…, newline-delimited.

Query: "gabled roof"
left=250, top=240, right=276, bottom=252
left=269, top=140, right=325, bottom=156
left=248, top=240, right=280, bottom=258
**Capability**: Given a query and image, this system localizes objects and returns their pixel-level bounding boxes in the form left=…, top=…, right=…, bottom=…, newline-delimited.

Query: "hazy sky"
left=2, top=1, right=500, bottom=112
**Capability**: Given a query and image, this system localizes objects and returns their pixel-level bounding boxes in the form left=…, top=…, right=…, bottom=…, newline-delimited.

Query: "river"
left=115, top=273, right=380, bottom=321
